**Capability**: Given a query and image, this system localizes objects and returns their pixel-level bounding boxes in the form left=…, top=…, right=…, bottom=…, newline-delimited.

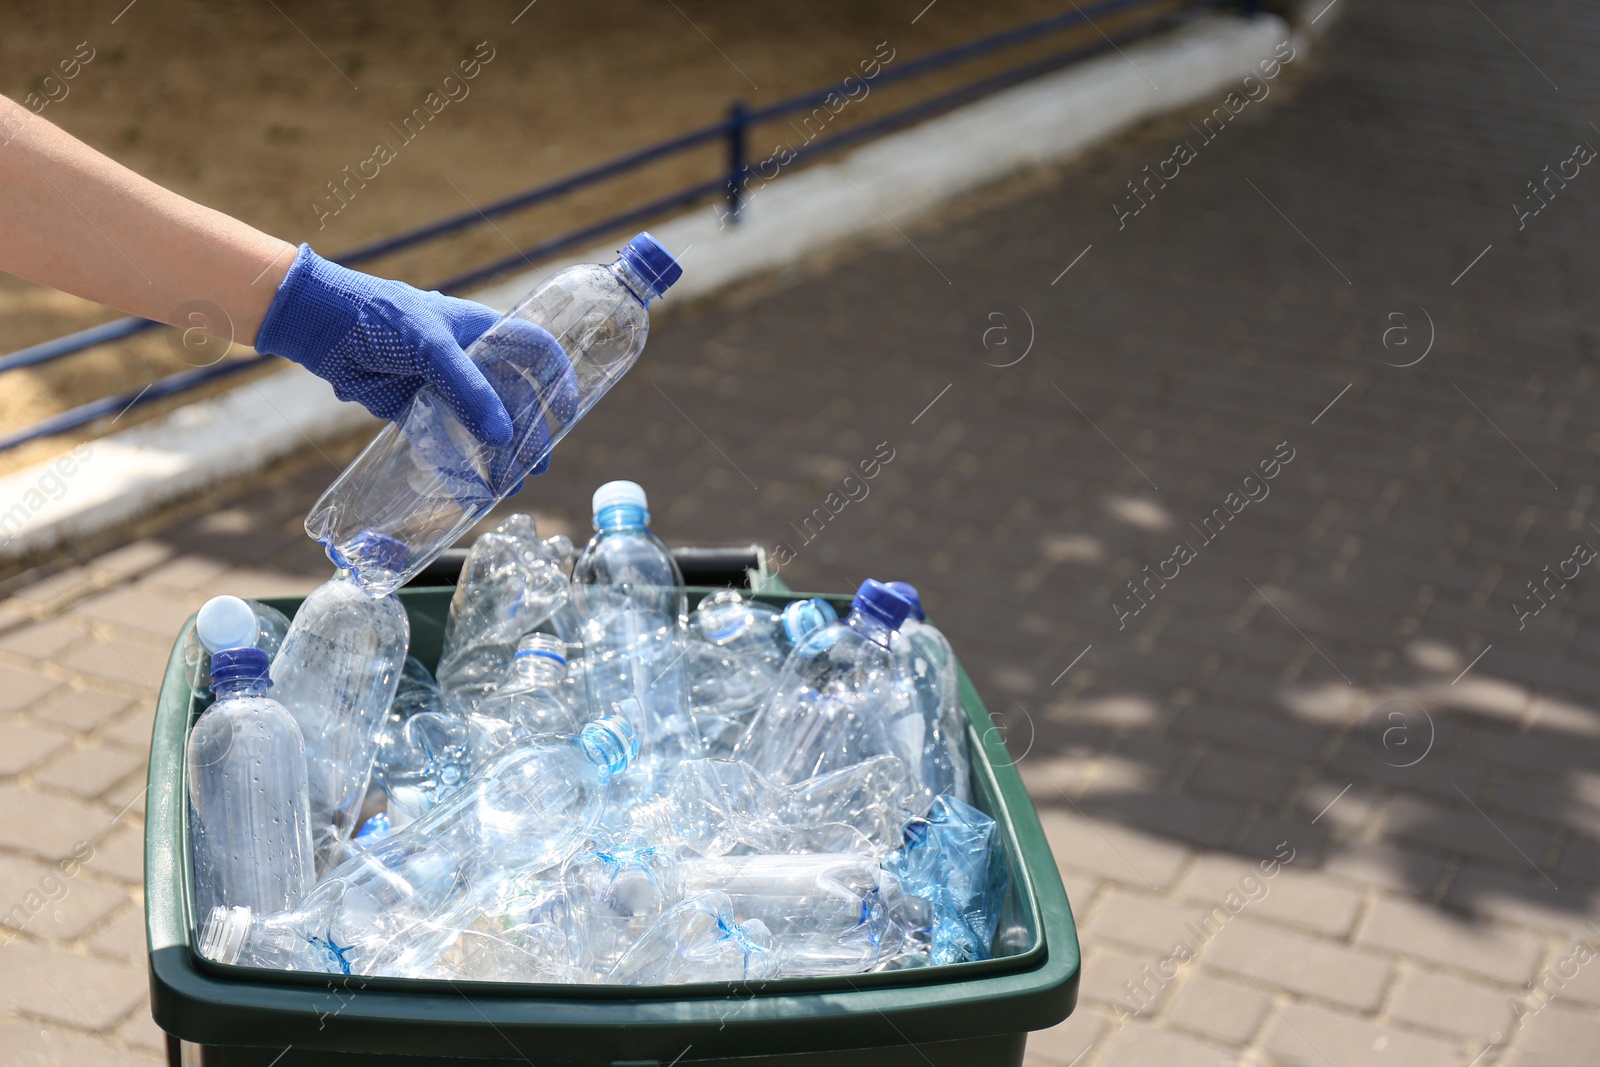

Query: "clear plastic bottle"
left=269, top=571, right=410, bottom=867
left=372, top=710, right=508, bottom=829
left=436, top=514, right=574, bottom=709
left=885, top=581, right=970, bottom=805
left=388, top=656, right=468, bottom=721
left=187, top=647, right=314, bottom=922
left=733, top=580, right=915, bottom=785
left=434, top=876, right=589, bottom=983
left=574, top=480, right=703, bottom=784
left=687, top=591, right=837, bottom=756
left=681, top=853, right=902, bottom=976
left=305, top=234, right=683, bottom=596
left=608, top=891, right=777, bottom=985
left=183, top=595, right=292, bottom=694
left=787, top=755, right=924, bottom=855
left=629, top=754, right=920, bottom=859
left=882, top=795, right=1006, bottom=965
left=561, top=833, right=685, bottom=977
left=200, top=717, right=640, bottom=977
left=477, top=633, right=582, bottom=736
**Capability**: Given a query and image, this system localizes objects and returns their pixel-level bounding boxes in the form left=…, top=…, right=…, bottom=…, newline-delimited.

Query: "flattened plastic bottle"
left=682, top=853, right=902, bottom=976
left=733, top=580, right=914, bottom=785
left=437, top=514, right=574, bottom=709
left=608, top=891, right=777, bottom=985
left=687, top=591, right=836, bottom=756
left=885, top=581, right=970, bottom=804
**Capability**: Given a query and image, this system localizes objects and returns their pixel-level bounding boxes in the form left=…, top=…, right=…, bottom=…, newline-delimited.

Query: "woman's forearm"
left=0, top=95, right=294, bottom=345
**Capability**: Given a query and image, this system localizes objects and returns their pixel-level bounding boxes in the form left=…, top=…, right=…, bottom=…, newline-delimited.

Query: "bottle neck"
left=609, top=258, right=656, bottom=307
left=210, top=675, right=270, bottom=699
left=846, top=609, right=896, bottom=649
left=593, top=504, right=649, bottom=532
left=510, top=652, right=566, bottom=687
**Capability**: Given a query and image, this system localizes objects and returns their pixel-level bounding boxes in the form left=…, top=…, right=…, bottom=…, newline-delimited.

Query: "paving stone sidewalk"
left=4, top=0, right=1600, bottom=1063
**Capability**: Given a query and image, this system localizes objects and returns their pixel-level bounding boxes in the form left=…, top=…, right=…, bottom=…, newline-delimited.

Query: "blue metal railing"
left=0, top=0, right=1235, bottom=453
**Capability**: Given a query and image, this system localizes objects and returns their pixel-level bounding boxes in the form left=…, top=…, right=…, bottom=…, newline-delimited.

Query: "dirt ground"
left=0, top=0, right=1184, bottom=474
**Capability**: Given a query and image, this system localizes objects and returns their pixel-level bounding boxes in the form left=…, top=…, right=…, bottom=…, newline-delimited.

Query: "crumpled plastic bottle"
left=608, top=890, right=778, bottom=985
left=629, top=755, right=922, bottom=858
left=562, top=832, right=685, bottom=977
left=687, top=591, right=837, bottom=757
left=882, top=795, right=1006, bottom=965
left=476, top=633, right=583, bottom=736
left=437, top=514, right=574, bottom=710
left=681, top=853, right=902, bottom=976
left=885, top=581, right=970, bottom=805
left=200, top=716, right=640, bottom=977
left=734, top=580, right=914, bottom=785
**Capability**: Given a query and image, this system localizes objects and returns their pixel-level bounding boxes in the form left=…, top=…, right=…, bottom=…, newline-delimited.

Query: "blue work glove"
left=255, top=244, right=514, bottom=447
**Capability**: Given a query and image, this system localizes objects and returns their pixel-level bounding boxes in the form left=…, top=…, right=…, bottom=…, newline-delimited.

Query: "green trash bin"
left=145, top=579, right=1079, bottom=1066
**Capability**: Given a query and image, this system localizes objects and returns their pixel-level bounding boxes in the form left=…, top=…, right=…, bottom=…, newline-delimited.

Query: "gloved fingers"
left=489, top=318, right=580, bottom=426
left=421, top=345, right=514, bottom=447
left=431, top=294, right=504, bottom=351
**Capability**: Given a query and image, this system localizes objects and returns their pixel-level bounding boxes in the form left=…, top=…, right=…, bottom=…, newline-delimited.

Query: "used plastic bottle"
left=305, top=234, right=684, bottom=596
left=629, top=754, right=921, bottom=859
left=436, top=514, right=574, bottom=709
left=882, top=795, right=1006, bottom=965
left=187, top=647, right=314, bottom=922
left=884, top=581, right=970, bottom=804
left=681, top=853, right=902, bottom=976
left=574, top=480, right=703, bottom=783
left=183, top=595, right=291, bottom=693
left=270, top=571, right=410, bottom=867
left=432, top=876, right=590, bottom=984
left=477, top=633, right=582, bottom=736
left=372, top=710, right=503, bottom=829
left=733, top=580, right=914, bottom=785
left=687, top=591, right=837, bottom=756
left=388, top=656, right=468, bottom=721
left=200, top=716, right=640, bottom=977
left=562, top=833, right=685, bottom=976
left=608, top=891, right=778, bottom=985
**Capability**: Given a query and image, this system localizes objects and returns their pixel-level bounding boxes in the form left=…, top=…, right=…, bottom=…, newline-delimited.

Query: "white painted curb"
left=0, top=12, right=1291, bottom=562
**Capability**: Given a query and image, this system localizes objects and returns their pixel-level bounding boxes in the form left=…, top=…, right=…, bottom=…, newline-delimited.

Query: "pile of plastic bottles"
left=184, top=482, right=1005, bottom=984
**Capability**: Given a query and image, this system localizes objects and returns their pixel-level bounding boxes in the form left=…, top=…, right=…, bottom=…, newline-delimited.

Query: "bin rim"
left=146, top=584, right=1080, bottom=1060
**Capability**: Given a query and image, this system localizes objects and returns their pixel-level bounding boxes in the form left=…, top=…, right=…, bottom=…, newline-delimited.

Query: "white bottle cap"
left=592, top=480, right=648, bottom=516
left=196, top=595, right=258, bottom=654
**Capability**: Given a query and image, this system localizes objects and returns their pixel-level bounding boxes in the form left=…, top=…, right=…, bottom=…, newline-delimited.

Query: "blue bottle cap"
left=781, top=597, right=839, bottom=645
left=885, top=581, right=926, bottom=622
left=209, top=646, right=271, bottom=688
left=852, top=579, right=914, bottom=632
left=620, top=232, right=683, bottom=297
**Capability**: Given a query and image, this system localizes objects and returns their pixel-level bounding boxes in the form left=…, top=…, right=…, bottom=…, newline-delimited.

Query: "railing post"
left=725, top=99, right=748, bottom=223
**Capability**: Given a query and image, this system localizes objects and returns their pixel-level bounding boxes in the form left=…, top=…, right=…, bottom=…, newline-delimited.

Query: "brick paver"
left=3, top=0, right=1600, bottom=1062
